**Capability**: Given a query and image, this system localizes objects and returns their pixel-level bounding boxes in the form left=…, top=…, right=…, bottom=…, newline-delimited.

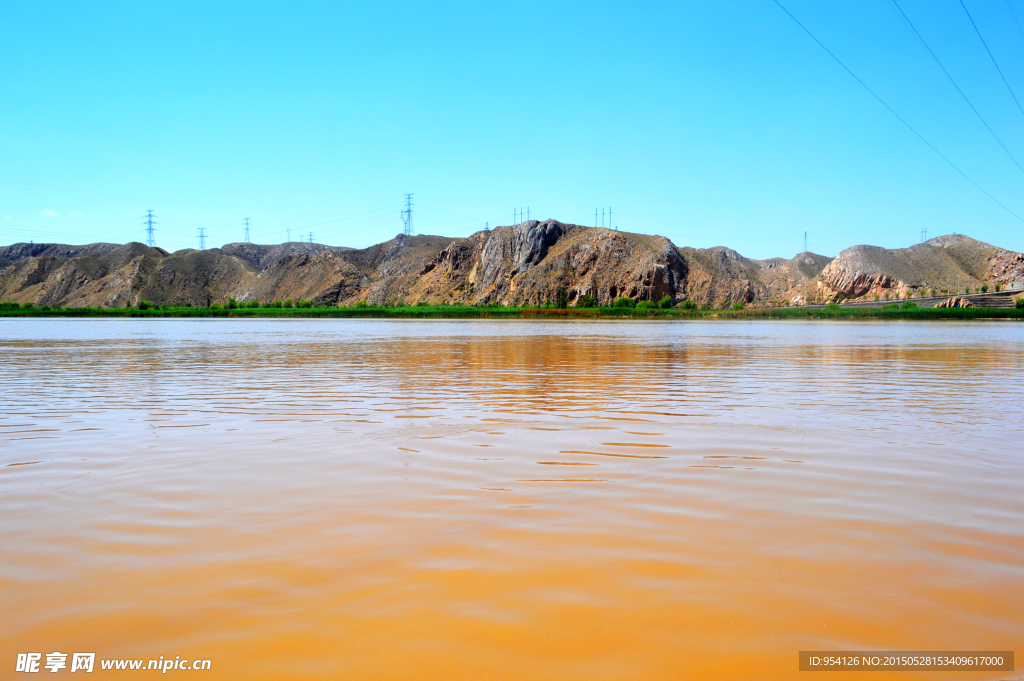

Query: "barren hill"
left=1, top=222, right=1020, bottom=308
left=817, top=235, right=1024, bottom=301
left=0, top=242, right=122, bottom=269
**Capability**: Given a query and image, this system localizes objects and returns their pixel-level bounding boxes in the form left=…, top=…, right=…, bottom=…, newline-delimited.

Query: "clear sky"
left=2, top=0, right=1024, bottom=259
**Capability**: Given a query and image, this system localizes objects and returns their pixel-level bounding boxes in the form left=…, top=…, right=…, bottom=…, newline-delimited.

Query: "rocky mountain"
left=1, top=222, right=1020, bottom=308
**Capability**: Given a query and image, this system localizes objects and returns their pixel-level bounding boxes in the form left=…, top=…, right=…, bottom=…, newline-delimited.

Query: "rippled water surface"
left=2, top=319, right=1022, bottom=680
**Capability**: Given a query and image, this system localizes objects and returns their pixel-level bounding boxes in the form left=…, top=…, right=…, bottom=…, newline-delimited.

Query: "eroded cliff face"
left=408, top=222, right=689, bottom=306
left=1, top=227, right=1019, bottom=309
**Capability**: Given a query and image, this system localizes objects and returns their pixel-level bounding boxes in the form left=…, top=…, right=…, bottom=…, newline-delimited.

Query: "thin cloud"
left=42, top=209, right=58, bottom=218
left=4, top=215, right=10, bottom=220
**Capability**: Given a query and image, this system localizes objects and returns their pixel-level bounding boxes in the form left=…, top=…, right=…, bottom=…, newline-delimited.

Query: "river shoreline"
left=2, top=301, right=1024, bottom=321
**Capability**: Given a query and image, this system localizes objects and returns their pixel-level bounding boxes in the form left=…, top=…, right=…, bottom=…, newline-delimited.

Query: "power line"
left=958, top=0, right=1024, bottom=121
left=772, top=0, right=1024, bottom=224
left=197, top=227, right=206, bottom=250
left=414, top=203, right=481, bottom=224
left=1007, top=0, right=1024, bottom=45
left=142, top=210, right=157, bottom=247
left=888, top=0, right=1024, bottom=176
left=289, top=205, right=395, bottom=233
left=401, top=193, right=414, bottom=236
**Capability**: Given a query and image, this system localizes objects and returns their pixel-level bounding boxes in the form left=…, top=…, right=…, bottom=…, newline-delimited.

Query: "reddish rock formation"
left=935, top=297, right=974, bottom=308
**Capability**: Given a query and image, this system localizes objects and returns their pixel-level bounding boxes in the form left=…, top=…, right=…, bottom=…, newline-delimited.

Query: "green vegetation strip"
left=2, top=301, right=1023, bottom=320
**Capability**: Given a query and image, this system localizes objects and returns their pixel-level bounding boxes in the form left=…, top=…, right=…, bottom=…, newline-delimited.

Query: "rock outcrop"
left=408, top=222, right=688, bottom=306
left=935, top=297, right=974, bottom=308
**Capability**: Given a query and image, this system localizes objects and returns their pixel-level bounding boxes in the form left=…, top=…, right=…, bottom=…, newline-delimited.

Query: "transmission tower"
left=142, top=210, right=157, bottom=247
left=244, top=218, right=251, bottom=243
left=401, top=193, right=414, bottom=236
left=198, top=228, right=206, bottom=250
left=804, top=231, right=808, bottom=253
left=308, top=232, right=314, bottom=244
left=485, top=222, right=489, bottom=231
left=287, top=229, right=291, bottom=243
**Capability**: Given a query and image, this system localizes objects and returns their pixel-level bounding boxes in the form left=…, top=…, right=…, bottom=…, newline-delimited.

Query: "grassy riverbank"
left=2, top=301, right=1023, bottom=320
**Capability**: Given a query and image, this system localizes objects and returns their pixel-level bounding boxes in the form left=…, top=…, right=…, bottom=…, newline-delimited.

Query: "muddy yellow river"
left=2, top=319, right=1021, bottom=679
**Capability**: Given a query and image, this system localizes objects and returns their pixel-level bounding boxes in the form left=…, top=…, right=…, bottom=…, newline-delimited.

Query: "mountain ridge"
left=2, top=222, right=1021, bottom=308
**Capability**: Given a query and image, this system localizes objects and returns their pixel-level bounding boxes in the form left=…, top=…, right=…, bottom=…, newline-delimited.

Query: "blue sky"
left=2, top=0, right=1024, bottom=259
